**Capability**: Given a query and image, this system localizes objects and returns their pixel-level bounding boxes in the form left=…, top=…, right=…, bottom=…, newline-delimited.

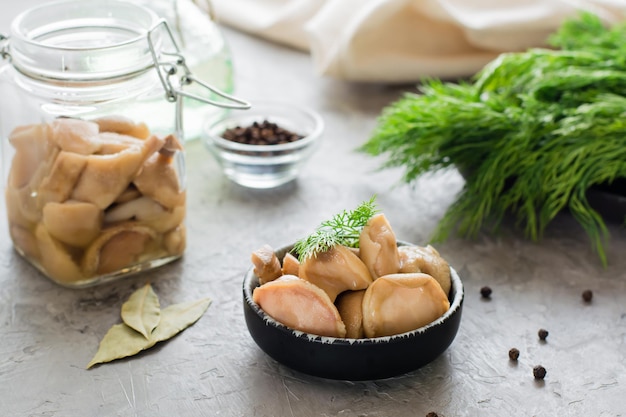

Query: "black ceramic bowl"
left=243, top=243, right=464, bottom=381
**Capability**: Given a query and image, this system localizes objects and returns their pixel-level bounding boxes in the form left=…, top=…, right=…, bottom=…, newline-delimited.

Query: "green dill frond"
left=360, top=12, right=626, bottom=265
left=293, top=196, right=379, bottom=262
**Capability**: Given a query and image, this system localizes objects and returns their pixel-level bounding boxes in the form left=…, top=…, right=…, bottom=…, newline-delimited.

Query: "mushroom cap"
left=299, top=245, right=373, bottom=302
left=362, top=272, right=450, bottom=338
left=398, top=245, right=451, bottom=295
left=251, top=244, right=283, bottom=285
left=253, top=275, right=347, bottom=338
left=336, top=290, right=366, bottom=339
left=359, top=213, right=400, bottom=279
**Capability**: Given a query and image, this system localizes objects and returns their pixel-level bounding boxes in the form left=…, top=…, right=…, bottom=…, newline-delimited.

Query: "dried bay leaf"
left=151, top=298, right=212, bottom=342
left=86, top=322, right=156, bottom=369
left=121, top=283, right=160, bottom=339
left=86, top=284, right=212, bottom=369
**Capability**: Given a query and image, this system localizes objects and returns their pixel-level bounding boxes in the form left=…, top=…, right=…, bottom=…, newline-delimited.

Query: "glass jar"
left=126, top=0, right=235, bottom=141
left=0, top=0, right=248, bottom=287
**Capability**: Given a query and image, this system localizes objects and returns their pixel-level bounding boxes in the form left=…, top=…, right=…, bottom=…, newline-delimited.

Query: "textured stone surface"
left=1, top=4, right=626, bottom=416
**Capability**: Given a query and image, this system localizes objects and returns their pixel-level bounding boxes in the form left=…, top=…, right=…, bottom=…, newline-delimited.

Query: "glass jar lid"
left=9, top=0, right=162, bottom=81
left=2, top=0, right=250, bottom=111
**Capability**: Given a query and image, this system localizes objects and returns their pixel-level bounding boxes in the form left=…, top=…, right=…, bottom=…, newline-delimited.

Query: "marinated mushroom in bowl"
left=251, top=210, right=452, bottom=339
left=243, top=197, right=464, bottom=380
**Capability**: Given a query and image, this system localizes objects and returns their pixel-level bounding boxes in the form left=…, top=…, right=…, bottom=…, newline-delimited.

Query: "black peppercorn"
left=508, top=348, right=520, bottom=361
left=426, top=413, right=439, bottom=417
left=480, top=286, right=492, bottom=298
left=538, top=328, right=549, bottom=341
left=533, top=365, right=547, bottom=380
left=582, top=289, right=593, bottom=302
left=222, top=119, right=303, bottom=146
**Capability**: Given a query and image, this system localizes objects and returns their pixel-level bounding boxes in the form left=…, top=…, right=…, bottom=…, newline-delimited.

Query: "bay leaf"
left=86, top=296, right=212, bottom=369
left=121, top=283, right=161, bottom=339
left=86, top=322, right=156, bottom=369
left=151, top=298, right=212, bottom=342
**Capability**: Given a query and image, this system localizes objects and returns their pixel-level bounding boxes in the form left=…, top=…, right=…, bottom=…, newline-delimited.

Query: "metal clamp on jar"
left=0, top=0, right=250, bottom=288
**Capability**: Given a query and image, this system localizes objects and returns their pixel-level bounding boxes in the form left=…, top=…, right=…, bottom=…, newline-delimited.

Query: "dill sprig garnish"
left=360, top=12, right=626, bottom=265
left=293, top=196, right=379, bottom=262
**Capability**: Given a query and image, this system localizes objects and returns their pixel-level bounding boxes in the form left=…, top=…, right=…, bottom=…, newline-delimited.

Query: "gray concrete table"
left=1, top=3, right=626, bottom=416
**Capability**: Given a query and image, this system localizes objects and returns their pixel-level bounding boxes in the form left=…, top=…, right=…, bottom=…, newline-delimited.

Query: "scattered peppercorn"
left=533, top=365, right=547, bottom=380
left=426, top=413, right=439, bottom=417
left=508, top=348, right=520, bottom=361
left=538, top=328, right=549, bottom=341
left=582, top=289, right=593, bottom=302
left=480, top=286, right=492, bottom=298
left=222, top=120, right=303, bottom=146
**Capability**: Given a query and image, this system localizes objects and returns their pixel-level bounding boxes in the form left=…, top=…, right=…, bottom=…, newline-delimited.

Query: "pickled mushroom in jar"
left=359, top=213, right=400, bottom=279
left=37, top=151, right=88, bottom=205
left=6, top=124, right=59, bottom=229
left=362, top=272, right=450, bottom=338
left=133, top=151, right=185, bottom=209
left=34, top=223, right=84, bottom=284
left=71, top=134, right=165, bottom=209
left=103, top=196, right=185, bottom=233
left=158, top=134, right=184, bottom=158
left=5, top=185, right=41, bottom=229
left=94, top=115, right=150, bottom=139
left=50, top=118, right=101, bottom=155
left=114, top=185, right=142, bottom=204
left=81, top=223, right=157, bottom=276
left=42, top=200, right=102, bottom=247
left=3, top=117, right=186, bottom=285
left=163, top=225, right=186, bottom=256
left=95, top=132, right=145, bottom=155
left=252, top=275, right=347, bottom=338
left=7, top=123, right=55, bottom=189
left=10, top=224, right=40, bottom=261
left=299, top=245, right=373, bottom=302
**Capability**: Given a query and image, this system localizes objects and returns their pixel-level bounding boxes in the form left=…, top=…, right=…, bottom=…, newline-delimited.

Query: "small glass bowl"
left=202, top=101, right=324, bottom=189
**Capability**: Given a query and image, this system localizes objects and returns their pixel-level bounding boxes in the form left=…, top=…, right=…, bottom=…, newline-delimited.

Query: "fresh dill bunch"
left=293, top=196, right=379, bottom=262
left=360, top=12, right=626, bottom=265
left=549, top=10, right=626, bottom=61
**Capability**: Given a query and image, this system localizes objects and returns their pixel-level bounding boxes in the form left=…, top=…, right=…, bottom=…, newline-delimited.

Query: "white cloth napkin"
left=212, top=0, right=626, bottom=83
